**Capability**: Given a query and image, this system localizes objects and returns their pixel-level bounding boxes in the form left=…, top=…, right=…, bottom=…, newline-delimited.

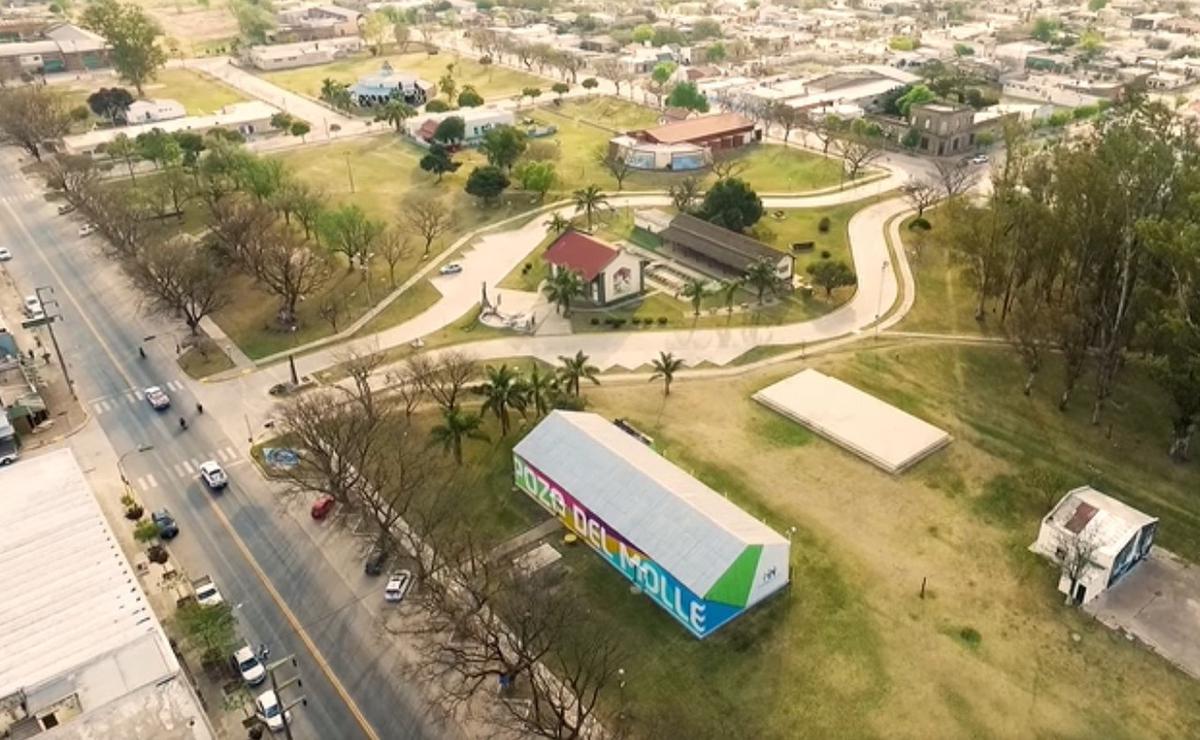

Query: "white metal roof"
left=753, top=369, right=950, bottom=474
left=63, top=101, right=279, bottom=152
left=513, top=411, right=787, bottom=596
left=0, top=448, right=170, bottom=699
left=1046, top=486, right=1157, bottom=560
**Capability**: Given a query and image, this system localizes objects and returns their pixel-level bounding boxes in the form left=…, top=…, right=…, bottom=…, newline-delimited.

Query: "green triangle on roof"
left=705, top=545, right=762, bottom=607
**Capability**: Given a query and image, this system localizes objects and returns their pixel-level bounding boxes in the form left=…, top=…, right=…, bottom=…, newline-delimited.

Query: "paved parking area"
left=1085, top=548, right=1200, bottom=679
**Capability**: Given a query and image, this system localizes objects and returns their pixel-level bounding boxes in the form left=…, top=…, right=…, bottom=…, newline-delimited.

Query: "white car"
left=78, top=223, right=97, bottom=237
left=438, top=262, right=463, bottom=275
left=0, top=247, right=11, bottom=261
left=194, top=577, right=223, bottom=607
left=969, top=154, right=989, bottom=165
left=199, top=460, right=228, bottom=489
left=233, top=645, right=266, bottom=686
left=22, top=295, right=44, bottom=321
left=255, top=689, right=291, bottom=732
left=144, top=385, right=171, bottom=410
left=384, top=571, right=414, bottom=603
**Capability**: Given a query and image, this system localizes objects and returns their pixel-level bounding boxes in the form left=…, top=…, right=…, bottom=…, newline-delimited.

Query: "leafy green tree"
left=176, top=601, right=238, bottom=665
left=376, top=99, right=416, bottom=131
left=652, top=27, right=685, bottom=46
left=419, top=144, right=460, bottom=182
left=1031, top=17, right=1060, bottom=43
left=269, top=112, right=294, bottom=131
left=429, top=407, right=487, bottom=464
left=135, top=128, right=182, bottom=169
left=172, top=131, right=206, bottom=167
left=631, top=24, right=653, bottom=43
left=433, top=115, right=466, bottom=146
left=290, top=120, right=311, bottom=141
left=464, top=165, right=510, bottom=204
left=479, top=124, right=527, bottom=170
left=107, top=133, right=141, bottom=181
left=681, top=276, right=707, bottom=317
left=1077, top=29, right=1105, bottom=61
left=551, top=82, right=570, bottom=101
left=557, top=350, right=599, bottom=397
left=425, top=99, right=452, bottom=113
left=239, top=156, right=286, bottom=202
left=666, top=82, right=710, bottom=113
left=457, top=85, right=484, bottom=107
left=526, top=362, right=554, bottom=416
left=650, top=351, right=685, bottom=396
left=953, top=43, right=975, bottom=57
left=80, top=0, right=166, bottom=95
left=648, top=61, right=677, bottom=107
left=581, top=77, right=598, bottom=92
left=0, top=83, right=73, bottom=161
left=543, top=267, right=584, bottom=316
left=722, top=279, right=742, bottom=314
left=319, top=203, right=383, bottom=265
left=514, top=160, right=556, bottom=200
left=897, top=84, right=936, bottom=117
left=545, top=212, right=571, bottom=234
left=522, top=86, right=543, bottom=105
left=698, top=178, right=762, bottom=233
left=691, top=18, right=722, bottom=40
left=477, top=363, right=529, bottom=436
left=806, top=260, right=857, bottom=298
left=86, top=87, right=134, bottom=124
left=438, top=62, right=458, bottom=102
left=706, top=43, right=727, bottom=63
left=744, top=259, right=781, bottom=304
left=230, top=0, right=275, bottom=44
left=572, top=184, right=608, bottom=231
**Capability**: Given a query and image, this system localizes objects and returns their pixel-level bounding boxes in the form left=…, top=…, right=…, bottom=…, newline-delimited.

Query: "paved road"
left=0, top=152, right=439, bottom=740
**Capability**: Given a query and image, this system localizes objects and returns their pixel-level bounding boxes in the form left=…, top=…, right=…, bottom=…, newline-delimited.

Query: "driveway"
left=1084, top=548, right=1200, bottom=680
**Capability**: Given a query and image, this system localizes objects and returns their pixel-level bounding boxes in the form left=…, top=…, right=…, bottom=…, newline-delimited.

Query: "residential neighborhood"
left=0, top=0, right=1198, bottom=737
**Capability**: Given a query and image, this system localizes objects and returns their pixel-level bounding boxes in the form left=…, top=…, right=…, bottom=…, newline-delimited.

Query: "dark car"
left=152, top=509, right=179, bottom=539
left=364, top=545, right=388, bottom=576
left=311, top=494, right=335, bottom=520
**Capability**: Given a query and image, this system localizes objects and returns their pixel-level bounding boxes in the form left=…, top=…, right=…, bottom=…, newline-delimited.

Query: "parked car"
left=0, top=247, right=11, bottom=261
left=78, top=223, right=97, bottom=237
left=311, top=494, right=335, bottom=520
left=438, top=262, right=463, bottom=275
left=255, top=689, right=291, bottom=733
left=232, top=644, right=266, bottom=686
left=199, top=460, right=228, bottom=490
left=22, top=295, right=43, bottom=320
left=0, top=437, right=18, bottom=466
left=144, top=385, right=170, bottom=410
left=193, top=575, right=223, bottom=607
left=152, top=509, right=179, bottom=539
left=969, top=154, right=989, bottom=165
left=57, top=202, right=75, bottom=215
left=364, top=544, right=388, bottom=576
left=384, top=571, right=413, bottom=603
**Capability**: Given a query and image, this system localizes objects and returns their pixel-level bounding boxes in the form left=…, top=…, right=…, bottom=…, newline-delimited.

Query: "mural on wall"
left=671, top=152, right=705, bottom=170
left=612, top=266, right=633, bottom=296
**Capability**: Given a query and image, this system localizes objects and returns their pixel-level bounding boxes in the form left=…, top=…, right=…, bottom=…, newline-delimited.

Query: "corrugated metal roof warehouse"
left=513, top=411, right=790, bottom=638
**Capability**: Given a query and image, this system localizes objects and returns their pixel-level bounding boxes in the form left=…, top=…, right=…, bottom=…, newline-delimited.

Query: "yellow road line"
left=6, top=201, right=380, bottom=740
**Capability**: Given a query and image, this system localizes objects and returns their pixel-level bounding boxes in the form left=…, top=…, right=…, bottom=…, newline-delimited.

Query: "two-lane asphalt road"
left=0, top=153, right=440, bottom=740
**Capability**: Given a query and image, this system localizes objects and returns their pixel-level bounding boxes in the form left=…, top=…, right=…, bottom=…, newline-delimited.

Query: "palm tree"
left=572, top=185, right=608, bottom=232
left=722, top=279, right=742, bottom=315
left=557, top=350, right=600, bottom=397
left=650, top=351, right=685, bottom=396
left=478, top=363, right=529, bottom=436
left=376, top=99, right=416, bottom=132
left=681, top=276, right=707, bottom=317
left=542, top=268, right=585, bottom=316
left=527, top=362, right=554, bottom=416
left=320, top=77, right=340, bottom=102
left=429, top=407, right=488, bottom=464
left=744, top=259, right=782, bottom=305
left=544, top=212, right=571, bottom=235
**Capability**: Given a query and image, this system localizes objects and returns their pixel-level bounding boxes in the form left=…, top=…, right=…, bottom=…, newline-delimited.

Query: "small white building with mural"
left=542, top=230, right=644, bottom=306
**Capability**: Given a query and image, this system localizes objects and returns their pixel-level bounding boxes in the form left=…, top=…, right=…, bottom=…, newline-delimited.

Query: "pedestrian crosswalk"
left=0, top=192, right=37, bottom=203
left=90, top=380, right=187, bottom=415
left=134, top=446, right=241, bottom=492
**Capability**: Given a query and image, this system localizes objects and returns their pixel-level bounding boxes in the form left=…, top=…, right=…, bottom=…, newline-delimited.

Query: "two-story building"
left=909, top=102, right=976, bottom=157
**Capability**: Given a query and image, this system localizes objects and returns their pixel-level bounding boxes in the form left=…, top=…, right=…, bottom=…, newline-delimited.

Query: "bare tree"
left=0, top=85, right=73, bottom=161
left=332, top=341, right=386, bottom=421
left=131, top=236, right=230, bottom=335
left=669, top=176, right=702, bottom=212
left=933, top=158, right=978, bottom=201
left=710, top=149, right=747, bottom=180
left=1006, top=289, right=1052, bottom=396
left=902, top=177, right=940, bottom=217
left=377, top=227, right=411, bottom=288
left=1057, top=529, right=1101, bottom=605
left=514, top=625, right=625, bottom=740
left=45, top=154, right=100, bottom=201
left=412, top=351, right=476, bottom=412
left=404, top=195, right=453, bottom=258
left=836, top=135, right=883, bottom=181
left=767, top=101, right=803, bottom=143
left=593, top=144, right=633, bottom=191
left=386, top=355, right=431, bottom=418
left=592, top=59, right=626, bottom=97
left=208, top=196, right=278, bottom=265
left=318, top=294, right=345, bottom=332
left=242, top=223, right=334, bottom=326
left=277, top=390, right=379, bottom=506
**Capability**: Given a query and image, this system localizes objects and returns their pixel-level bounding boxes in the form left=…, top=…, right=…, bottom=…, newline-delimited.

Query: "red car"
left=311, top=494, right=335, bottom=520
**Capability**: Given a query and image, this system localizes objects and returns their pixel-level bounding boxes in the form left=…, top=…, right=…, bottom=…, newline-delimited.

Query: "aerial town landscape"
left=1, top=0, right=1199, bottom=736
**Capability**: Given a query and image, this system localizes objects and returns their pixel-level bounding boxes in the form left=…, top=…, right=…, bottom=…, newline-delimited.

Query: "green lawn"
left=455, top=343, right=1200, bottom=738
left=60, top=68, right=246, bottom=116
left=261, top=50, right=549, bottom=105
left=897, top=209, right=999, bottom=336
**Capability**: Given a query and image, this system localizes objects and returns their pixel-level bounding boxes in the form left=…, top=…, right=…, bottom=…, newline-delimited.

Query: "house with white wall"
left=124, top=99, right=185, bottom=124
left=1032, top=487, right=1158, bottom=606
left=542, top=230, right=645, bottom=306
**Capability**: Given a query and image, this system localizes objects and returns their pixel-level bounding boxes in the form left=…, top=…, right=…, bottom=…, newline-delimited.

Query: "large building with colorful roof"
left=513, top=411, right=791, bottom=638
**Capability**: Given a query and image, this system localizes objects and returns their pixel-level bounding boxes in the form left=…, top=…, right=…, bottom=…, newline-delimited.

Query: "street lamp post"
left=874, top=259, right=891, bottom=340
left=287, top=325, right=300, bottom=386
left=34, top=286, right=74, bottom=399
left=118, top=443, right=154, bottom=486
left=344, top=152, right=355, bottom=193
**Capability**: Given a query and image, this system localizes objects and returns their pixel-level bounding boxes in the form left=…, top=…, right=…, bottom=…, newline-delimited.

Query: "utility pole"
left=265, top=655, right=306, bottom=740
left=34, top=286, right=74, bottom=399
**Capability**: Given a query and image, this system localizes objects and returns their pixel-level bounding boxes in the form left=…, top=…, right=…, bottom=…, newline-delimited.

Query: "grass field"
left=536, top=99, right=846, bottom=194
left=261, top=50, right=548, bottom=105
left=60, top=68, right=246, bottom=117
left=454, top=342, right=1200, bottom=738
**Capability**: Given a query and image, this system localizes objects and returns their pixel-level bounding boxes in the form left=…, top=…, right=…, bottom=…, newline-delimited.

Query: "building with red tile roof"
left=542, top=230, right=646, bottom=306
